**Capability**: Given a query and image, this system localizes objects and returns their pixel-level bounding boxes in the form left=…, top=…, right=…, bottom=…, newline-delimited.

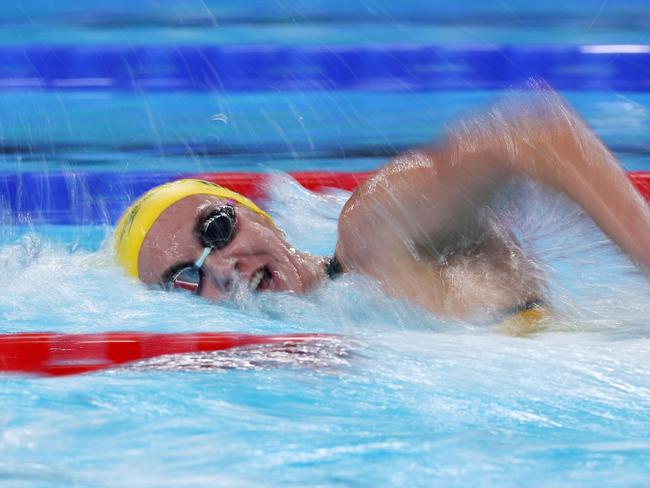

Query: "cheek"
left=139, top=248, right=169, bottom=283
left=242, top=223, right=285, bottom=251
left=267, top=235, right=297, bottom=265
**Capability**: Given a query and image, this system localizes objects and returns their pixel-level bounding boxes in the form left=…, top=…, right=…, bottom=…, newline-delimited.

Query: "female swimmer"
left=114, top=87, right=650, bottom=329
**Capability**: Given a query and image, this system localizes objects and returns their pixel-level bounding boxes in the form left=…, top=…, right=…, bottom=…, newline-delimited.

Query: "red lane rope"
left=0, top=332, right=337, bottom=377
left=630, top=172, right=650, bottom=201
left=191, top=171, right=374, bottom=201
left=191, top=171, right=650, bottom=202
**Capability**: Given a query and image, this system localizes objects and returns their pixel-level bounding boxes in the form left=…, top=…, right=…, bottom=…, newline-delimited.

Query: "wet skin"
left=335, top=91, right=650, bottom=318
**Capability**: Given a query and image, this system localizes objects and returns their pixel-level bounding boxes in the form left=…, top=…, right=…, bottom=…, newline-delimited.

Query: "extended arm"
left=341, top=88, right=650, bottom=274
left=442, top=88, right=650, bottom=271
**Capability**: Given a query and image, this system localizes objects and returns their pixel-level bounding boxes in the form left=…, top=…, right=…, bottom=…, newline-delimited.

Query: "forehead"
left=138, top=194, right=226, bottom=284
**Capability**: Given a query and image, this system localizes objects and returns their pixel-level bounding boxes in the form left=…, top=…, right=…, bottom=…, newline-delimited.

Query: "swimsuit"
left=325, top=254, right=343, bottom=279
left=498, top=299, right=548, bottom=335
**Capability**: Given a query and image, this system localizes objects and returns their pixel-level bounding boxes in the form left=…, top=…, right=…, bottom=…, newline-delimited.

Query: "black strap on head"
left=325, top=254, right=343, bottom=279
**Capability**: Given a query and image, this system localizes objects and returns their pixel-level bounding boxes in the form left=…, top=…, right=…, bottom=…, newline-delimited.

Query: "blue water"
left=1, top=1, right=650, bottom=487
left=1, top=175, right=650, bottom=487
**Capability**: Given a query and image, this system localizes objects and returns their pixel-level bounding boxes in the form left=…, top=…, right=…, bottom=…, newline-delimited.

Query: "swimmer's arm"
left=439, top=90, right=650, bottom=272
left=339, top=89, right=650, bottom=275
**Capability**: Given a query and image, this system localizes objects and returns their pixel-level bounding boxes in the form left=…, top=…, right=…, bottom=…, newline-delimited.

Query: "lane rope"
left=0, top=170, right=647, bottom=224
left=195, top=170, right=650, bottom=202
left=0, top=331, right=339, bottom=377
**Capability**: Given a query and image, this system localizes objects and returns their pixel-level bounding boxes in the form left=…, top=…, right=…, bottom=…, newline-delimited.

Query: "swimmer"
left=114, top=87, right=650, bottom=330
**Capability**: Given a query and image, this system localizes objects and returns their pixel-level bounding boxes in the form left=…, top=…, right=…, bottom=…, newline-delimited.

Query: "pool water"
left=2, top=1, right=650, bottom=487
left=2, top=173, right=650, bottom=486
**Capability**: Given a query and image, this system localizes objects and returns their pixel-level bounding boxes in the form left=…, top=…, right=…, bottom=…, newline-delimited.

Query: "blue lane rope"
left=0, top=44, right=648, bottom=91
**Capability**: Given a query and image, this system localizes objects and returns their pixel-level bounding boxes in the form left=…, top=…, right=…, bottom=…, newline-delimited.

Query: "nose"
left=200, top=248, right=238, bottom=296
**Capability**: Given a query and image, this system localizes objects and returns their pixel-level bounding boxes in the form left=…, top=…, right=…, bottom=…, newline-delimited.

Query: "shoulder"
left=334, top=172, right=416, bottom=273
left=334, top=191, right=373, bottom=272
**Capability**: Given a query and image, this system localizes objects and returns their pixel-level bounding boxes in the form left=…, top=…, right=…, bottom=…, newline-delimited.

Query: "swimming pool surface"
left=2, top=1, right=650, bottom=487
left=3, top=176, right=650, bottom=487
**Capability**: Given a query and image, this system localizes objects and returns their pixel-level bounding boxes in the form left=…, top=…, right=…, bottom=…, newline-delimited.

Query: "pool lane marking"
left=0, top=331, right=340, bottom=377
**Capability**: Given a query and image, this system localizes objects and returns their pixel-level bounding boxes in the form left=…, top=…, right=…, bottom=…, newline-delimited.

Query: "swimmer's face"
left=138, top=195, right=320, bottom=299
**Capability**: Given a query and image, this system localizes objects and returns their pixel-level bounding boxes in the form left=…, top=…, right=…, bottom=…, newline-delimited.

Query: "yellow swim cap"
left=114, top=179, right=273, bottom=279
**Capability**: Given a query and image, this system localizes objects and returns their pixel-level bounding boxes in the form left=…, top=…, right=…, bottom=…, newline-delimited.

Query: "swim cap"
left=114, top=179, right=273, bottom=279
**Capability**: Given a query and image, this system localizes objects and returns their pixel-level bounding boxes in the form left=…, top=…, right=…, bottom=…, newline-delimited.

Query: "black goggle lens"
left=201, top=205, right=236, bottom=249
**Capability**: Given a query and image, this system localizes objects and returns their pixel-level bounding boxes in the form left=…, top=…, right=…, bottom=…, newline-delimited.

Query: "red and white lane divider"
left=0, top=332, right=338, bottom=377
left=190, top=171, right=374, bottom=201
left=191, top=171, right=650, bottom=202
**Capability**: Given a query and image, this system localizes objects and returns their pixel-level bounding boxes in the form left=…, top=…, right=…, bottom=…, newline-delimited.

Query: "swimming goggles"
left=162, top=203, right=237, bottom=294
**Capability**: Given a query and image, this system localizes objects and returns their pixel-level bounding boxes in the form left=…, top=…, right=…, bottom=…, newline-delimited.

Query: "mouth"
left=249, top=266, right=273, bottom=292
